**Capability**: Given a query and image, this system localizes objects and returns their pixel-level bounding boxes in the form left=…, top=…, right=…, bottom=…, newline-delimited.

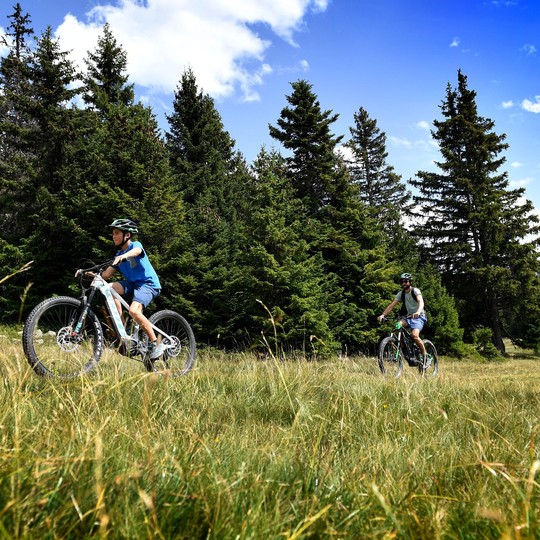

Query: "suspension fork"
left=395, top=331, right=403, bottom=360
left=72, top=287, right=98, bottom=338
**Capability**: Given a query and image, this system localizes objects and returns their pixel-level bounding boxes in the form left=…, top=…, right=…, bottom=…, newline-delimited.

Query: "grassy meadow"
left=0, top=325, right=539, bottom=539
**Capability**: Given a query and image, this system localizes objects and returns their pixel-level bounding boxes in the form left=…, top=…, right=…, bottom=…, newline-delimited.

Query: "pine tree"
left=411, top=70, right=540, bottom=352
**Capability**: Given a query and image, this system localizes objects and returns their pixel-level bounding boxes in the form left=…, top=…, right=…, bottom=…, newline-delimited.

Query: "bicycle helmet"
left=108, top=218, right=138, bottom=234
left=400, top=272, right=413, bottom=283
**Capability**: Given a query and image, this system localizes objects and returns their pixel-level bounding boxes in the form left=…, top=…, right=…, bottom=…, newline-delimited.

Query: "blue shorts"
left=403, top=314, right=427, bottom=331
left=119, top=281, right=160, bottom=308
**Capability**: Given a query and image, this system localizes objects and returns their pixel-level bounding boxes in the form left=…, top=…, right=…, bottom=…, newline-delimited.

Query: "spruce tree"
left=7, top=26, right=85, bottom=303
left=165, top=69, right=252, bottom=345
left=74, top=25, right=182, bottom=294
left=269, top=80, right=343, bottom=215
left=0, top=5, right=39, bottom=318
left=344, top=106, right=412, bottom=238
left=241, top=148, right=336, bottom=354
left=0, top=3, right=35, bottom=243
left=269, top=80, right=397, bottom=353
left=411, top=70, right=540, bottom=352
left=83, top=23, right=135, bottom=110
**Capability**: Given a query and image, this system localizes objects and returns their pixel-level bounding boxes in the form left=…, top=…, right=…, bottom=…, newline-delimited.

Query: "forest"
left=1, top=3, right=540, bottom=358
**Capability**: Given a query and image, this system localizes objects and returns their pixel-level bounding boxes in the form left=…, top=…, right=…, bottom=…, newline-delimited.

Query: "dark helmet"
left=400, top=272, right=413, bottom=282
left=108, top=218, right=138, bottom=234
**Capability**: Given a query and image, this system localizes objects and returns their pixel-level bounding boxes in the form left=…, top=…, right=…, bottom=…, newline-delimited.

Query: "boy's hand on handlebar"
left=75, top=269, right=95, bottom=277
left=113, top=255, right=127, bottom=266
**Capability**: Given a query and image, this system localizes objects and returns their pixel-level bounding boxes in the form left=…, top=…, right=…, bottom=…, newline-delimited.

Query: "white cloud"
left=501, top=100, right=514, bottom=109
left=300, top=59, right=310, bottom=72
left=416, top=120, right=430, bottom=131
left=521, top=44, right=537, bottom=56
left=389, top=136, right=413, bottom=148
left=390, top=135, right=438, bottom=152
left=336, top=144, right=353, bottom=162
left=450, top=37, right=460, bottom=47
left=510, top=161, right=523, bottom=168
left=522, top=96, right=540, bottom=113
left=55, top=0, right=328, bottom=101
left=509, top=177, right=533, bottom=189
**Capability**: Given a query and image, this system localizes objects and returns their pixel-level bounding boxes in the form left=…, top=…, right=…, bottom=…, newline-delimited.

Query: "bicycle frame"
left=77, top=273, right=173, bottom=352
left=392, top=319, right=420, bottom=364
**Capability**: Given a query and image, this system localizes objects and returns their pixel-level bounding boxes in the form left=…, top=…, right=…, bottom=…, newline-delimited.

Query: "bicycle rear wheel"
left=378, top=336, right=404, bottom=378
left=22, top=296, right=103, bottom=378
left=145, top=310, right=196, bottom=377
left=420, top=339, right=439, bottom=376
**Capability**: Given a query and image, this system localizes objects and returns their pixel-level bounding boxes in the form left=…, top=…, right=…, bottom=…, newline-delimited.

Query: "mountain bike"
left=22, top=260, right=196, bottom=378
left=378, top=316, right=438, bottom=377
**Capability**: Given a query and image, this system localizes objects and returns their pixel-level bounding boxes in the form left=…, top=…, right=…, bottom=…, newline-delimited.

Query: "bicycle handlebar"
left=379, top=314, right=414, bottom=322
left=75, top=259, right=115, bottom=278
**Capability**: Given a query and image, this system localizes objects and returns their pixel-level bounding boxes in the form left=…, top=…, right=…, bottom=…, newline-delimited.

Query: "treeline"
left=1, top=4, right=539, bottom=356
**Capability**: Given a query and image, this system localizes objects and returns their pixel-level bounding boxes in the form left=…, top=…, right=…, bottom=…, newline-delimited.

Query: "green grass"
left=1, top=326, right=539, bottom=538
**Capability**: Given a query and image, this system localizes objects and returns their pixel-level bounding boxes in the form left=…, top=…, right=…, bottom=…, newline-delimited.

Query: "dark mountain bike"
left=22, top=261, right=196, bottom=378
left=378, top=316, right=438, bottom=377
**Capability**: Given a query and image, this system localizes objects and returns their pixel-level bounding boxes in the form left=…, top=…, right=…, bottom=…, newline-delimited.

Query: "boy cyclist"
left=102, top=218, right=163, bottom=360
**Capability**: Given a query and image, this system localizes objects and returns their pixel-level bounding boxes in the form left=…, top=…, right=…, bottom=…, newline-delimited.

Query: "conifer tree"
left=165, top=69, right=252, bottom=344
left=7, top=26, right=84, bottom=302
left=411, top=70, right=540, bottom=351
left=74, top=25, right=182, bottom=288
left=241, top=148, right=337, bottom=354
left=83, top=23, right=135, bottom=110
left=269, top=80, right=343, bottom=215
left=0, top=5, right=39, bottom=317
left=344, top=106, right=412, bottom=233
left=269, top=80, right=397, bottom=352
left=0, top=3, right=35, bottom=242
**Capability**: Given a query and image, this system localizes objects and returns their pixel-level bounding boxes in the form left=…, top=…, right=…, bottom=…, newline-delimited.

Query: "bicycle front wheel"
left=22, top=296, right=103, bottom=378
left=420, top=339, right=439, bottom=376
left=378, top=336, right=404, bottom=378
left=145, top=310, right=196, bottom=377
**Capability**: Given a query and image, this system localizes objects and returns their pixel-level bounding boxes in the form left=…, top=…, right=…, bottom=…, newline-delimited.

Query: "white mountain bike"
left=22, top=260, right=196, bottom=378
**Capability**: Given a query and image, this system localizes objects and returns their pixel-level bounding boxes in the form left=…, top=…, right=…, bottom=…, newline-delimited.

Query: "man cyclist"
left=377, top=273, right=429, bottom=366
left=102, top=218, right=163, bottom=361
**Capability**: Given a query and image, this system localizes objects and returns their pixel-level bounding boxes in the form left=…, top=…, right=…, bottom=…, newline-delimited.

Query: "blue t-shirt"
left=115, top=241, right=161, bottom=290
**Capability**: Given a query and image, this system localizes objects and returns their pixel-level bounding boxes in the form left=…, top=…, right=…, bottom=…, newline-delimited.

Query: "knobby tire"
left=22, top=296, right=103, bottom=378
left=144, top=310, right=196, bottom=377
left=420, top=339, right=439, bottom=376
left=378, top=336, right=404, bottom=378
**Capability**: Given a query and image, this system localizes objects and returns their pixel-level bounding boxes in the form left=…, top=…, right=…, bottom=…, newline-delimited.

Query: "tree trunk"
left=487, top=291, right=505, bottom=353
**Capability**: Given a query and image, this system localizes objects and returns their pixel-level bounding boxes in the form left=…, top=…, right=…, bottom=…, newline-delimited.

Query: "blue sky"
left=2, top=0, right=540, bottom=210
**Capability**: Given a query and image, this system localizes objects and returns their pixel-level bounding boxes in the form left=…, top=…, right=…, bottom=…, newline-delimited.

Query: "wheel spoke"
left=145, top=310, right=196, bottom=377
left=23, top=297, right=102, bottom=378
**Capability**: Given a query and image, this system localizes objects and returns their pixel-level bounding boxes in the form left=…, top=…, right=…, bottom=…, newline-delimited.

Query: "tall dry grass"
left=0, top=325, right=539, bottom=538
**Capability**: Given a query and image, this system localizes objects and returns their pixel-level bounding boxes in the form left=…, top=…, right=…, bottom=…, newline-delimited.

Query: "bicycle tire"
left=22, top=296, right=104, bottom=378
left=420, top=339, right=439, bottom=376
left=144, top=310, right=196, bottom=377
left=378, top=336, right=404, bottom=378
